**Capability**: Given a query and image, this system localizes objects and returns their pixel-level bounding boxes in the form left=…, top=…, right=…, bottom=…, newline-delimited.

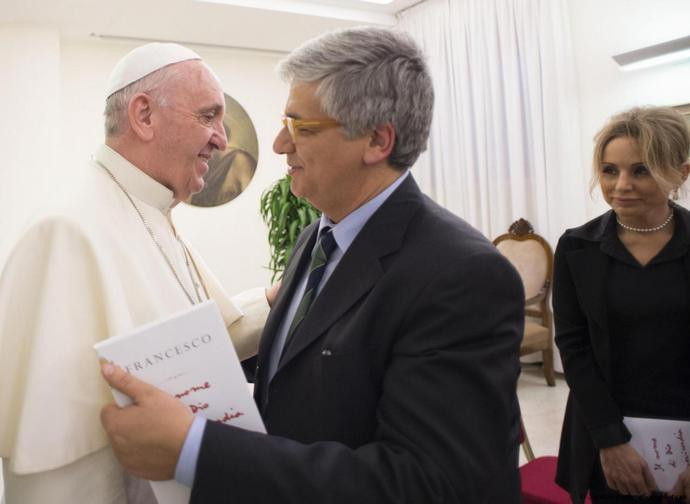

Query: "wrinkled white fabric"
left=3, top=447, right=126, bottom=503
left=0, top=145, right=268, bottom=501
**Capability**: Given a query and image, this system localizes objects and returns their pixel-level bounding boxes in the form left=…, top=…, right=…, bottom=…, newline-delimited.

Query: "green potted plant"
left=259, top=175, right=320, bottom=282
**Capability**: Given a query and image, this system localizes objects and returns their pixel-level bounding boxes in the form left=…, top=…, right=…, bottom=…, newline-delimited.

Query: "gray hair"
left=277, top=26, right=434, bottom=170
left=103, top=63, right=186, bottom=137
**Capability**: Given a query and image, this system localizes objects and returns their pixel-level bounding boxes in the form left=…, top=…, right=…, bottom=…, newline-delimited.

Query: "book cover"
left=94, top=300, right=265, bottom=503
left=624, top=416, right=690, bottom=492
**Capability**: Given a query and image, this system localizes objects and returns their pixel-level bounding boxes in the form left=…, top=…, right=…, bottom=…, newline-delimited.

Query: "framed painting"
left=186, top=93, right=259, bottom=208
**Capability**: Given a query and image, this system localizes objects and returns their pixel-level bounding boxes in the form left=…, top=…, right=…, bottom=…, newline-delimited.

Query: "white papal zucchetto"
left=106, top=42, right=201, bottom=98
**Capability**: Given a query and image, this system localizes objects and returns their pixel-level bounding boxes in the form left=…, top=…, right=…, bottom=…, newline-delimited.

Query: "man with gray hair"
left=0, top=43, right=274, bottom=503
left=100, top=26, right=524, bottom=503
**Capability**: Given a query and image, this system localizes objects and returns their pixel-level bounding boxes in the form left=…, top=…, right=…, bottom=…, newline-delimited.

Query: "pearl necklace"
left=616, top=211, right=674, bottom=233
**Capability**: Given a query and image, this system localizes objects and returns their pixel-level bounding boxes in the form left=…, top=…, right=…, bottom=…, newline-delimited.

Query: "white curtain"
left=398, top=0, right=587, bottom=245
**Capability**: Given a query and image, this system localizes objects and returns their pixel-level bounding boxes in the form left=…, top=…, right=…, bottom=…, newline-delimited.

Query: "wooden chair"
left=493, top=218, right=555, bottom=386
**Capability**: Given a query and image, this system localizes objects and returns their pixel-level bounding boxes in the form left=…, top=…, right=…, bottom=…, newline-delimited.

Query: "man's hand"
left=599, top=443, right=657, bottom=497
left=670, top=466, right=690, bottom=503
left=99, top=362, right=194, bottom=480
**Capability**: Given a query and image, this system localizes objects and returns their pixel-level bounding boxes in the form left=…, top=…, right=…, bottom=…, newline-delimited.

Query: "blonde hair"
left=591, top=106, right=690, bottom=196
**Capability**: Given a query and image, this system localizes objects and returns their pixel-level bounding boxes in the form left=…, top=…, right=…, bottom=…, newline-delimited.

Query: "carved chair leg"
left=542, top=348, right=556, bottom=386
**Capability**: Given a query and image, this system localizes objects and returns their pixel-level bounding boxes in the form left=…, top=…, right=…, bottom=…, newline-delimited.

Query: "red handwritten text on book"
left=174, top=381, right=211, bottom=398
left=189, top=403, right=209, bottom=413
left=213, top=410, right=245, bottom=424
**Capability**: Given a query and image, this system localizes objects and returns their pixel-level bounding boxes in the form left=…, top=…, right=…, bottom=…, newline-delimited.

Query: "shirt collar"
left=93, top=144, right=176, bottom=213
left=318, top=171, right=410, bottom=255
left=601, top=204, right=689, bottom=266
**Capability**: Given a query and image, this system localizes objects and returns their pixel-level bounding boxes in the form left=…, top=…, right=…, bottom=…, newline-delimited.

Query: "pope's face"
left=155, top=61, right=228, bottom=201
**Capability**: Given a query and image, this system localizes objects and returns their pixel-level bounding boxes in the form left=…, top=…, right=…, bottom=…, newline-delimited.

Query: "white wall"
left=567, top=0, right=690, bottom=218
left=0, top=26, right=61, bottom=267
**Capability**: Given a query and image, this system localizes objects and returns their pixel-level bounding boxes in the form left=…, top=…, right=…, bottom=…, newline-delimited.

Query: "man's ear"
left=127, top=93, right=156, bottom=142
left=363, top=123, right=395, bottom=166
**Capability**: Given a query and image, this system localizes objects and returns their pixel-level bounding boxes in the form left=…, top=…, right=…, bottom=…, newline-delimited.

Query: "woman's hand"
left=599, top=443, right=658, bottom=496
left=670, top=466, right=690, bottom=503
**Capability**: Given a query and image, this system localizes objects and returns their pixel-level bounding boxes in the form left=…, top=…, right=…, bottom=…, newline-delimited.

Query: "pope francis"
left=0, top=43, right=272, bottom=503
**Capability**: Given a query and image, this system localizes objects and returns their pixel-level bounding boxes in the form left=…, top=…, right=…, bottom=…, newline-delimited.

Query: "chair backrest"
left=493, top=218, right=553, bottom=307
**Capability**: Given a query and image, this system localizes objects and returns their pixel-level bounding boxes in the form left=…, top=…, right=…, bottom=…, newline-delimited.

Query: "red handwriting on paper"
left=213, top=410, right=245, bottom=424
left=651, top=438, right=661, bottom=460
left=174, top=382, right=211, bottom=399
left=665, top=444, right=674, bottom=456
left=653, top=463, right=664, bottom=472
left=189, top=403, right=209, bottom=413
left=669, top=460, right=677, bottom=468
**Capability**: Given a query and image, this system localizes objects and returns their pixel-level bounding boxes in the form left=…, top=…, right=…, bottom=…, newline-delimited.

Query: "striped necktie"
left=282, top=227, right=337, bottom=355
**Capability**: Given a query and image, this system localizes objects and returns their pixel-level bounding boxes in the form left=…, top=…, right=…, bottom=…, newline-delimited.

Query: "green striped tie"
left=282, top=228, right=337, bottom=354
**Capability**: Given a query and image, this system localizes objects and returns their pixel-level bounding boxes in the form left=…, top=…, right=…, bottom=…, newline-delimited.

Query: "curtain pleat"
left=399, top=0, right=587, bottom=245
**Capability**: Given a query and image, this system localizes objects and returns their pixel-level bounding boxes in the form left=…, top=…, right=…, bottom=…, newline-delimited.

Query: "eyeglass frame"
left=281, top=115, right=341, bottom=141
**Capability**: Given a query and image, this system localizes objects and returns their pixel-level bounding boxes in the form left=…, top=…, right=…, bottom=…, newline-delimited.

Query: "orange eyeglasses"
left=281, top=116, right=341, bottom=141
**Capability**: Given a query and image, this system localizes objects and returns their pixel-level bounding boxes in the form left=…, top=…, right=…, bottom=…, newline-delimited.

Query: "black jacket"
left=190, top=176, right=524, bottom=503
left=553, top=204, right=690, bottom=502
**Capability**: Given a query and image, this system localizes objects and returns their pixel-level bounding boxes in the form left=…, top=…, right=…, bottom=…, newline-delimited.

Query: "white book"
left=94, top=300, right=265, bottom=504
left=624, top=416, right=690, bottom=492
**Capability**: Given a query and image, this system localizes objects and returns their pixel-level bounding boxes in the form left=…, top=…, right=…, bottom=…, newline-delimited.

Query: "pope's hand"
left=266, top=281, right=282, bottom=307
left=100, top=362, right=194, bottom=480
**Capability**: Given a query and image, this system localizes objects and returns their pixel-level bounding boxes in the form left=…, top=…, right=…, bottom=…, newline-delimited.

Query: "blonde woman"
left=554, top=106, right=690, bottom=504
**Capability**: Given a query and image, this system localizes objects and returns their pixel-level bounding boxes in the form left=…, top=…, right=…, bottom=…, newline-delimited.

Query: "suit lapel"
left=276, top=176, right=423, bottom=372
left=277, top=243, right=382, bottom=366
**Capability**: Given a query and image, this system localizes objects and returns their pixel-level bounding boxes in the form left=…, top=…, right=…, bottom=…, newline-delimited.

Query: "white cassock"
left=0, top=145, right=269, bottom=503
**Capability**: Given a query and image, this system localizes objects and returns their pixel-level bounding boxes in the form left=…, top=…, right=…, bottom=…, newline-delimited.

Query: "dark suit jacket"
left=191, top=176, right=524, bottom=503
left=553, top=204, right=690, bottom=502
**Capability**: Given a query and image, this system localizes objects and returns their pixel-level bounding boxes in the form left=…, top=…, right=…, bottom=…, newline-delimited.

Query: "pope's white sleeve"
left=187, top=246, right=270, bottom=361
left=228, top=287, right=270, bottom=361
left=2, top=448, right=126, bottom=504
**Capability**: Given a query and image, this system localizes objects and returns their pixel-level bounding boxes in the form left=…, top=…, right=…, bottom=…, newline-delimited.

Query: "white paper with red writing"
left=624, top=416, right=690, bottom=492
left=94, top=299, right=265, bottom=504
